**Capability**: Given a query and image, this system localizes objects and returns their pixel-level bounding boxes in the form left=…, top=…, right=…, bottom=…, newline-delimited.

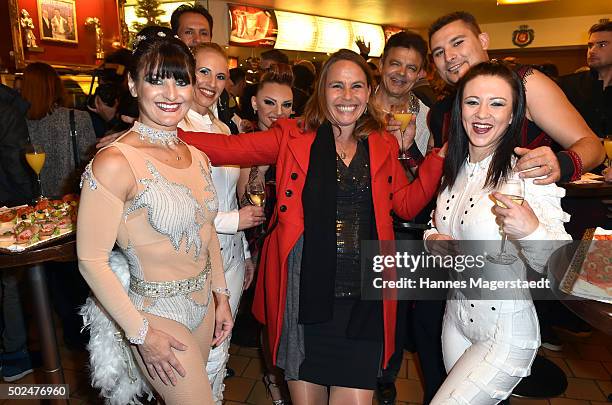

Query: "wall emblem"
left=512, top=25, right=534, bottom=48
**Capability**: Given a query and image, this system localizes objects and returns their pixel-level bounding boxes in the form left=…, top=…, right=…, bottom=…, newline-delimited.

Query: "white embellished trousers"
left=430, top=298, right=540, bottom=405
left=206, top=259, right=245, bottom=405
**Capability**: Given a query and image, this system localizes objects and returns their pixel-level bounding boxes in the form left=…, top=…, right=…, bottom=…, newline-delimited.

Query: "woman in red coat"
left=180, top=49, right=445, bottom=404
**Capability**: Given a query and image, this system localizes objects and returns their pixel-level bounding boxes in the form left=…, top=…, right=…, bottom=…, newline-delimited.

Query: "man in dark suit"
left=41, top=9, right=52, bottom=38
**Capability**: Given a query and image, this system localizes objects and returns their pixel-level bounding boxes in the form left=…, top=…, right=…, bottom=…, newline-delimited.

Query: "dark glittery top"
left=334, top=141, right=372, bottom=298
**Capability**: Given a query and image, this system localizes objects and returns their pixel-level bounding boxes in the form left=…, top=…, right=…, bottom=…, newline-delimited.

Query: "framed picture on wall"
left=37, top=0, right=78, bottom=43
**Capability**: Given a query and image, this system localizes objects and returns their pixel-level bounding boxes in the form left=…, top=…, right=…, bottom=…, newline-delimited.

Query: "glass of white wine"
left=25, top=144, right=46, bottom=201
left=247, top=179, right=266, bottom=208
left=247, top=178, right=266, bottom=234
left=487, top=178, right=525, bottom=265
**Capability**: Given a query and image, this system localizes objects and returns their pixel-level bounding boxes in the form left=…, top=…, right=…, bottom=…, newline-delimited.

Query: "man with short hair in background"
left=559, top=21, right=611, bottom=138
left=227, top=67, right=247, bottom=115
left=372, top=30, right=446, bottom=405
left=427, top=11, right=604, bottom=185
left=170, top=3, right=213, bottom=46
left=169, top=3, right=241, bottom=136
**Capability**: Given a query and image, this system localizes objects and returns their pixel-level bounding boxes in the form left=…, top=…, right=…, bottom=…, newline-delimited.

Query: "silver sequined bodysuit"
left=81, top=142, right=221, bottom=331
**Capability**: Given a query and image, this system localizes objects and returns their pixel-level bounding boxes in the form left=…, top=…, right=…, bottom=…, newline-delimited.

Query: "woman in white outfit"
left=424, top=61, right=571, bottom=405
left=178, top=43, right=266, bottom=404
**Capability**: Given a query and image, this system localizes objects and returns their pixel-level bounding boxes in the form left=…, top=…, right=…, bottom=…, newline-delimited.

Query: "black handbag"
left=69, top=109, right=80, bottom=168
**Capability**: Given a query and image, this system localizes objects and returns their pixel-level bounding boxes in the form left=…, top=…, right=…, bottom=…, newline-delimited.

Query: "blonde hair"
left=185, top=43, right=228, bottom=127
left=191, top=42, right=227, bottom=60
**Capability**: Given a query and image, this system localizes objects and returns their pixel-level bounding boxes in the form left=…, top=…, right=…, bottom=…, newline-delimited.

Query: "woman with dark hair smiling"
left=77, top=27, right=232, bottom=405
left=424, top=61, right=571, bottom=404
left=238, top=63, right=294, bottom=215
left=180, top=48, right=445, bottom=404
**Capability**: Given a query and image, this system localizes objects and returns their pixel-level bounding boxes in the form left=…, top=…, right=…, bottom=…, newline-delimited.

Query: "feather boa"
left=79, top=250, right=154, bottom=405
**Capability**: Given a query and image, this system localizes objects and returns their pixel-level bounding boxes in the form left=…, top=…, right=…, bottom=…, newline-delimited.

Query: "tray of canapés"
left=0, top=194, right=79, bottom=253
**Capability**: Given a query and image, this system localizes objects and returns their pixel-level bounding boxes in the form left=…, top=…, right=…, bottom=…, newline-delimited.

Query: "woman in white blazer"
left=178, top=43, right=265, bottom=404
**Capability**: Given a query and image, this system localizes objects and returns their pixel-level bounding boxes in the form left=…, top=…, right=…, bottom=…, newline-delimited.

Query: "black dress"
left=298, top=141, right=383, bottom=389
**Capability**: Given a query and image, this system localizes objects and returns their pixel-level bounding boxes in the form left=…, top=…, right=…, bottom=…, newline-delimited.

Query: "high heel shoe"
left=263, top=374, right=288, bottom=405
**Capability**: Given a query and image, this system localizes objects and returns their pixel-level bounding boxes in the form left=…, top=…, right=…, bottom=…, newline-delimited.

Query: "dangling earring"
left=363, top=105, right=368, bottom=116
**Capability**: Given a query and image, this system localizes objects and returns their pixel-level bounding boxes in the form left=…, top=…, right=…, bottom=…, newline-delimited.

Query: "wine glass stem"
left=37, top=174, right=44, bottom=198
left=499, top=233, right=508, bottom=255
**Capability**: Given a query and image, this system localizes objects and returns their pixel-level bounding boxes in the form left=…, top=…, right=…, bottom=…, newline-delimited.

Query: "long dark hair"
left=301, top=49, right=384, bottom=139
left=442, top=61, right=526, bottom=191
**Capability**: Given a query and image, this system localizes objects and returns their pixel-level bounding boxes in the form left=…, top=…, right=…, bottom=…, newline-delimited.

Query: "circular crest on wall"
left=512, top=25, right=534, bottom=48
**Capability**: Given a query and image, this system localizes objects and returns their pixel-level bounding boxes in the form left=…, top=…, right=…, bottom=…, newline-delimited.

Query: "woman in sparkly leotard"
left=77, top=27, right=233, bottom=405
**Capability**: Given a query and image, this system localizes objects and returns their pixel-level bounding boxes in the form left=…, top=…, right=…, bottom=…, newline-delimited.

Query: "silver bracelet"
left=128, top=318, right=149, bottom=345
left=213, top=287, right=231, bottom=298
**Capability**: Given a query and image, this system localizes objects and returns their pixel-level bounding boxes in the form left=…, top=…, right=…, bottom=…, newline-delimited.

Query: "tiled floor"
left=1, top=328, right=610, bottom=404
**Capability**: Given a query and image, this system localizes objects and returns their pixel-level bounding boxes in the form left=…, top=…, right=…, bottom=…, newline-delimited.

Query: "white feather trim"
left=80, top=250, right=154, bottom=404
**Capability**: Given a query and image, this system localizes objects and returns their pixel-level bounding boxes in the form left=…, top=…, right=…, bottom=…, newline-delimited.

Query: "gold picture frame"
left=37, top=0, right=78, bottom=44
left=8, top=0, right=25, bottom=69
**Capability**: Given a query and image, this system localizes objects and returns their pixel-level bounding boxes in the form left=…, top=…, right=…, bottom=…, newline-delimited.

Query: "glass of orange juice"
left=390, top=105, right=412, bottom=160
left=25, top=144, right=45, bottom=201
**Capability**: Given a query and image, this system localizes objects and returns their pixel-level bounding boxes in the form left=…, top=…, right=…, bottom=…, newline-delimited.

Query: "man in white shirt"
left=375, top=31, right=433, bottom=174
left=51, top=9, right=67, bottom=39
left=373, top=31, right=446, bottom=405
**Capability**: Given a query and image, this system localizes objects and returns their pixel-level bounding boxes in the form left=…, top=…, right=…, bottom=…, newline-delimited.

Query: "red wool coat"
left=180, top=119, right=443, bottom=367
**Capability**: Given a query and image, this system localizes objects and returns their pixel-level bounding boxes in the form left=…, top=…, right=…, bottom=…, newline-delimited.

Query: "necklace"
left=335, top=138, right=357, bottom=161
left=468, top=161, right=478, bottom=178
left=335, top=140, right=349, bottom=160
left=133, top=121, right=180, bottom=147
left=133, top=121, right=183, bottom=161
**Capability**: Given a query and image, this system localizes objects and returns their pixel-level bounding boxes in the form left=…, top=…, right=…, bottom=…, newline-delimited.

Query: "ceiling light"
left=497, top=0, right=553, bottom=4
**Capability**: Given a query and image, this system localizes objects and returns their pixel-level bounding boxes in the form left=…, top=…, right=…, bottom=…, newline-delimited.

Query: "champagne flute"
left=247, top=178, right=266, bottom=208
left=25, top=144, right=46, bottom=201
left=486, top=178, right=525, bottom=265
left=247, top=177, right=266, bottom=234
left=390, top=104, right=412, bottom=160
